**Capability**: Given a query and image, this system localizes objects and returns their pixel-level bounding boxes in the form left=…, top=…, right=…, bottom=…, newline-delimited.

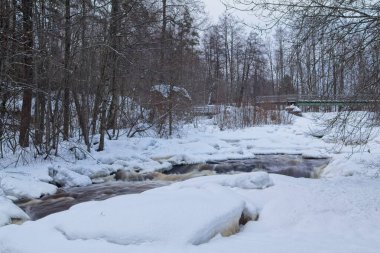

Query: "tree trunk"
left=73, top=92, right=90, bottom=151
left=97, top=49, right=109, bottom=152
left=107, top=0, right=120, bottom=134
left=19, top=0, right=34, bottom=148
left=63, top=0, right=71, bottom=140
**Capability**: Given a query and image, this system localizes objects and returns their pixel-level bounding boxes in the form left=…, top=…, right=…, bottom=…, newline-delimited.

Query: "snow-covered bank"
left=0, top=172, right=379, bottom=253
left=0, top=113, right=380, bottom=227
left=0, top=189, right=29, bottom=227
left=0, top=173, right=268, bottom=252
left=197, top=175, right=380, bottom=253
left=0, top=115, right=325, bottom=198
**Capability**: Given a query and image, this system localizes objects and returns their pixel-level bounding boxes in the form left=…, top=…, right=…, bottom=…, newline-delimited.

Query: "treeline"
left=0, top=0, right=206, bottom=157
left=1, top=0, right=379, bottom=157
left=228, top=0, right=380, bottom=102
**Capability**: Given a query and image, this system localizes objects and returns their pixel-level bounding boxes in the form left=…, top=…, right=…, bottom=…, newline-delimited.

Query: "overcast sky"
left=203, top=0, right=227, bottom=22
left=202, top=0, right=266, bottom=28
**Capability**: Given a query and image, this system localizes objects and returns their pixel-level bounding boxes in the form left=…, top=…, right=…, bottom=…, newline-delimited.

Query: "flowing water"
left=16, top=155, right=329, bottom=221
left=168, top=155, right=329, bottom=178
left=16, top=181, right=169, bottom=220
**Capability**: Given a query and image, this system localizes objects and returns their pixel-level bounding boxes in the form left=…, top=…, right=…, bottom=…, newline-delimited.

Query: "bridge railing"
left=256, top=94, right=370, bottom=104
left=193, top=105, right=221, bottom=115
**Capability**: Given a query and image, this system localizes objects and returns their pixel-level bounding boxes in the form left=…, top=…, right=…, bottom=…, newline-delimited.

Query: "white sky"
left=202, top=0, right=263, bottom=26
left=202, top=0, right=227, bottom=22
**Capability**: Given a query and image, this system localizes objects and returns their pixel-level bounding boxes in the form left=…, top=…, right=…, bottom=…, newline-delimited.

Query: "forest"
left=1, top=2, right=380, bottom=252
left=0, top=0, right=379, bottom=158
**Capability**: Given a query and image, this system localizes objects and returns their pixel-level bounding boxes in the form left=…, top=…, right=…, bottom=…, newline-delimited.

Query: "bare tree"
left=19, top=0, right=34, bottom=148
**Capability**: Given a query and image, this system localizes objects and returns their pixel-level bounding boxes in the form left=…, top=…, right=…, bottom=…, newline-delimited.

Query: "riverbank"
left=1, top=113, right=378, bottom=200
left=0, top=112, right=380, bottom=252
left=1, top=172, right=379, bottom=253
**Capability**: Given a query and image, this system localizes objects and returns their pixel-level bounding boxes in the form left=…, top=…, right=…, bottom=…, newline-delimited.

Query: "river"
left=16, top=154, right=329, bottom=221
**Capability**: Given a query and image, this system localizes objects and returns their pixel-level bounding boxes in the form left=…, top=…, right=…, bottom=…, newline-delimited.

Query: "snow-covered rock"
left=0, top=173, right=57, bottom=200
left=0, top=189, right=29, bottom=226
left=58, top=186, right=247, bottom=245
left=230, top=172, right=274, bottom=189
left=49, top=166, right=92, bottom=187
left=70, top=163, right=115, bottom=179
left=172, top=172, right=274, bottom=190
left=0, top=184, right=257, bottom=252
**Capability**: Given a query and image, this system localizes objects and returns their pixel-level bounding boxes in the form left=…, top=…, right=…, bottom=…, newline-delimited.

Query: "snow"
left=48, top=166, right=92, bottom=187
left=0, top=189, right=30, bottom=226
left=90, top=115, right=333, bottom=176
left=56, top=186, right=245, bottom=246
left=301, top=150, right=330, bottom=159
left=0, top=113, right=376, bottom=182
left=0, top=173, right=380, bottom=253
left=0, top=176, right=262, bottom=252
left=0, top=171, right=57, bottom=200
left=0, top=112, right=380, bottom=252
left=322, top=152, right=380, bottom=178
left=166, top=171, right=274, bottom=190
left=198, top=175, right=380, bottom=253
left=285, top=104, right=302, bottom=112
left=0, top=112, right=379, bottom=199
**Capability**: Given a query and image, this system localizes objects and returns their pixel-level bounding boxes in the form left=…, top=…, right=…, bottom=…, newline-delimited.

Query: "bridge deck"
left=256, top=95, right=374, bottom=106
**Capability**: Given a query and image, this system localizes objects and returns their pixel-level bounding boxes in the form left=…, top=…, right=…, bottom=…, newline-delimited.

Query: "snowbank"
left=0, top=172, right=57, bottom=200
left=0, top=112, right=378, bottom=204
left=0, top=111, right=379, bottom=204
left=168, top=172, right=274, bottom=190
left=301, top=150, right=330, bottom=159
left=0, top=189, right=29, bottom=226
left=48, top=166, right=92, bottom=187
left=56, top=186, right=246, bottom=245
left=196, top=175, right=380, bottom=253
left=322, top=152, right=380, bottom=178
left=0, top=176, right=266, bottom=252
left=1, top=173, right=379, bottom=253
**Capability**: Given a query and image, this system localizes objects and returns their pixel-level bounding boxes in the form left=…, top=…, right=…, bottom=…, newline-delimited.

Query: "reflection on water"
left=16, top=155, right=329, bottom=221
left=16, top=181, right=169, bottom=220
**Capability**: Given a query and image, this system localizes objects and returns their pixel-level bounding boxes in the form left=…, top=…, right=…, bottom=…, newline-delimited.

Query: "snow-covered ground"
left=0, top=173, right=379, bottom=253
left=0, top=113, right=380, bottom=252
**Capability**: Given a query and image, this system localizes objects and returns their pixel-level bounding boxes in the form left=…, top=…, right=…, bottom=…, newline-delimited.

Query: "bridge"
left=192, top=95, right=374, bottom=116
left=256, top=95, right=373, bottom=106
left=193, top=105, right=220, bottom=116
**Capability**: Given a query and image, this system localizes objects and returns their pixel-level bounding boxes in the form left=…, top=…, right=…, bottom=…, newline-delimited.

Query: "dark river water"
left=16, top=155, right=329, bottom=221
left=169, top=154, right=329, bottom=178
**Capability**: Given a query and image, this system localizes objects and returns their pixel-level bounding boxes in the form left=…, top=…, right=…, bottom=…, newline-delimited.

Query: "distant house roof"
left=151, top=84, right=191, bottom=101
